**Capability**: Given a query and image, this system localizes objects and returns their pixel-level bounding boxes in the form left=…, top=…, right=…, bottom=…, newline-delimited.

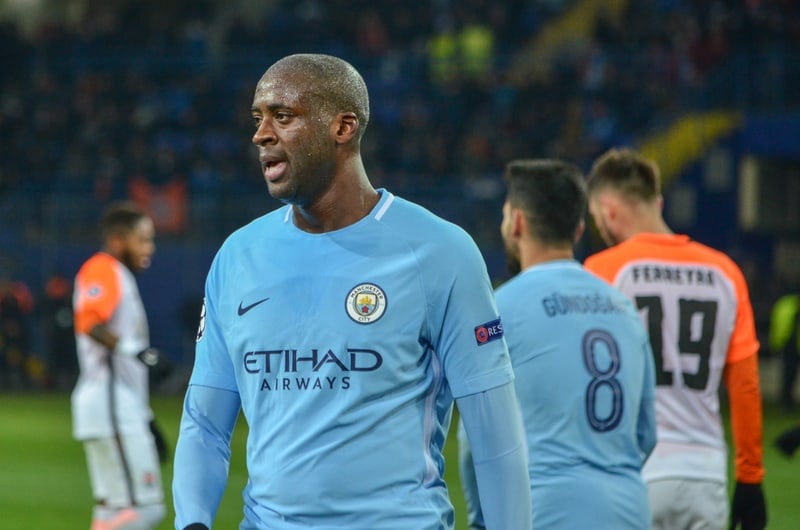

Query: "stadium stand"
left=0, top=0, right=798, bottom=384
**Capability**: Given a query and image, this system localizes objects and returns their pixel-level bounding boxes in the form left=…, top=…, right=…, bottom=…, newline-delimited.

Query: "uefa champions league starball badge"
left=196, top=299, right=206, bottom=342
left=345, top=283, right=387, bottom=324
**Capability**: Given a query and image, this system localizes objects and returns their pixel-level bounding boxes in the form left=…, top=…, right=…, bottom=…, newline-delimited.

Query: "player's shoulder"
left=80, top=251, right=116, bottom=268
left=652, top=236, right=749, bottom=287
left=76, top=252, right=119, bottom=279
left=217, top=206, right=286, bottom=251
left=493, top=270, right=524, bottom=308
left=379, top=193, right=480, bottom=253
left=565, top=262, right=639, bottom=309
left=585, top=233, right=746, bottom=278
left=498, top=260, right=621, bottom=298
left=236, top=205, right=286, bottom=236
left=682, top=238, right=744, bottom=273
left=583, top=240, right=636, bottom=282
left=381, top=194, right=466, bottom=233
left=203, top=207, right=287, bottom=280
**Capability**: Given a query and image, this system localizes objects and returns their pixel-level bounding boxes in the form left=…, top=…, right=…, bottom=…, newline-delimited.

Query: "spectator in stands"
left=0, top=270, right=35, bottom=388
left=39, top=273, right=77, bottom=390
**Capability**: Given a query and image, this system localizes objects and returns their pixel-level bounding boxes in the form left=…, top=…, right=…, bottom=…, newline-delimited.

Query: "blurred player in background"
left=72, top=201, right=170, bottom=530
left=768, top=291, right=799, bottom=411
left=0, top=268, right=35, bottom=388
left=171, top=54, right=531, bottom=530
left=769, top=290, right=800, bottom=456
left=41, top=272, right=78, bottom=390
left=584, top=148, right=767, bottom=530
left=459, top=159, right=657, bottom=529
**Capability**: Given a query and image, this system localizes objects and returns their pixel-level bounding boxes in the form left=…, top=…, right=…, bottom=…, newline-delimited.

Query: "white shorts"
left=648, top=478, right=727, bottom=530
left=84, top=432, right=164, bottom=508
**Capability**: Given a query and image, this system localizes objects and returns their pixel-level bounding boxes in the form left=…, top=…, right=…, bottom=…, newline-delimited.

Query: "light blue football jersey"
left=190, top=190, right=514, bottom=529
left=494, top=260, right=656, bottom=529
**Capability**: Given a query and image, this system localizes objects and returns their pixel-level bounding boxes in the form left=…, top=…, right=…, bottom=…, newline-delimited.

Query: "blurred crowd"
left=1, top=1, right=799, bottom=236
left=0, top=266, right=75, bottom=390
left=1, top=0, right=800, bottom=389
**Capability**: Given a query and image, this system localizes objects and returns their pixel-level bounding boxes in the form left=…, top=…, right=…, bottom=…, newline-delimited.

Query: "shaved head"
left=264, top=54, right=370, bottom=140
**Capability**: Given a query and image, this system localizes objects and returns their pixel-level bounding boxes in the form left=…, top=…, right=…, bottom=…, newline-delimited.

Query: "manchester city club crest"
left=345, top=283, right=387, bottom=324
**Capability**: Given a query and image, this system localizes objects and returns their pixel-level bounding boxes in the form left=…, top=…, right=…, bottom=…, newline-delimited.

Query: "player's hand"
left=729, top=481, right=766, bottom=530
left=149, top=419, right=169, bottom=463
left=136, top=347, right=172, bottom=380
left=774, top=425, right=800, bottom=458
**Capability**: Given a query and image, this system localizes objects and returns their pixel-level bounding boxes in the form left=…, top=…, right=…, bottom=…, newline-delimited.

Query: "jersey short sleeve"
left=189, top=250, right=238, bottom=393
left=723, top=258, right=759, bottom=364
left=176, top=192, right=518, bottom=529
left=422, top=226, right=514, bottom=398
left=584, top=233, right=762, bottom=483
left=73, top=253, right=122, bottom=334
left=584, top=234, right=760, bottom=366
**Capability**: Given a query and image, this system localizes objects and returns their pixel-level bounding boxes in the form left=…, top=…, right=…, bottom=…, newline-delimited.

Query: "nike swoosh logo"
left=237, top=297, right=270, bottom=316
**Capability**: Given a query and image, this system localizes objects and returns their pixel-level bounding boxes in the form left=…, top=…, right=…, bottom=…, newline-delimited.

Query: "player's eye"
left=251, top=115, right=262, bottom=128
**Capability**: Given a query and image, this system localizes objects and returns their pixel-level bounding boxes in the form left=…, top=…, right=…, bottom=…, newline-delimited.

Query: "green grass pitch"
left=1, top=392, right=798, bottom=529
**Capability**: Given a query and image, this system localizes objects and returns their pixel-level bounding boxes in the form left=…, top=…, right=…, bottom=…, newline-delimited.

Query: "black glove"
left=774, top=425, right=800, bottom=458
left=149, top=419, right=169, bottom=463
left=729, top=481, right=766, bottom=530
left=183, top=525, right=209, bottom=530
left=137, top=347, right=172, bottom=381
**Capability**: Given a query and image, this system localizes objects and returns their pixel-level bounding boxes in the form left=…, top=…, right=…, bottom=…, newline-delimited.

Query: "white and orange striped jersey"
left=71, top=252, right=153, bottom=440
left=584, top=233, right=763, bottom=485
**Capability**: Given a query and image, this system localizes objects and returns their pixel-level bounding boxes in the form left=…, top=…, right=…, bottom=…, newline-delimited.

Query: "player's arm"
left=637, top=339, right=657, bottom=461
left=173, top=384, right=241, bottom=530
left=74, top=259, right=169, bottom=372
left=723, top=265, right=767, bottom=529
left=87, top=322, right=170, bottom=372
left=87, top=322, right=146, bottom=358
left=86, top=322, right=119, bottom=350
left=456, top=418, right=485, bottom=530
left=724, top=354, right=767, bottom=529
left=722, top=264, right=765, bottom=485
left=724, top=353, right=764, bottom=483
left=455, top=382, right=531, bottom=530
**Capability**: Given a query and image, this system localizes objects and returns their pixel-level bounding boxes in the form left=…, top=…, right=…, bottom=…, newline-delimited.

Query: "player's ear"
left=511, top=207, right=525, bottom=238
left=105, top=232, right=125, bottom=255
left=574, top=218, right=586, bottom=244
left=601, top=194, right=618, bottom=222
left=333, top=112, right=359, bottom=144
left=655, top=194, right=664, bottom=213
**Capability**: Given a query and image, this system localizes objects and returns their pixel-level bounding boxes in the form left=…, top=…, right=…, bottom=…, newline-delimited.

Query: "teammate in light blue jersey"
left=172, top=54, right=531, bottom=530
left=459, top=159, right=657, bottom=529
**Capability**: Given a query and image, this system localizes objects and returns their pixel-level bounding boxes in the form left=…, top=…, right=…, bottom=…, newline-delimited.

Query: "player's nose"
left=252, top=120, right=277, bottom=146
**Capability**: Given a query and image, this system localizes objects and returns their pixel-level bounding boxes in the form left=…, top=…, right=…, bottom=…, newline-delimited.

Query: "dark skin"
left=250, top=62, right=379, bottom=234
left=89, top=217, right=155, bottom=350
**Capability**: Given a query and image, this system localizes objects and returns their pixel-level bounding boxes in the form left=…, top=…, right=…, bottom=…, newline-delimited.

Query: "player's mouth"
left=262, top=159, right=288, bottom=182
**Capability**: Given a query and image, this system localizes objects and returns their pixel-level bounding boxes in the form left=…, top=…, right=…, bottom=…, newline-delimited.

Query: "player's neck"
left=627, top=217, right=673, bottom=239
left=100, top=246, right=123, bottom=263
left=292, top=163, right=378, bottom=233
left=616, top=208, right=673, bottom=241
left=520, top=241, right=573, bottom=270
